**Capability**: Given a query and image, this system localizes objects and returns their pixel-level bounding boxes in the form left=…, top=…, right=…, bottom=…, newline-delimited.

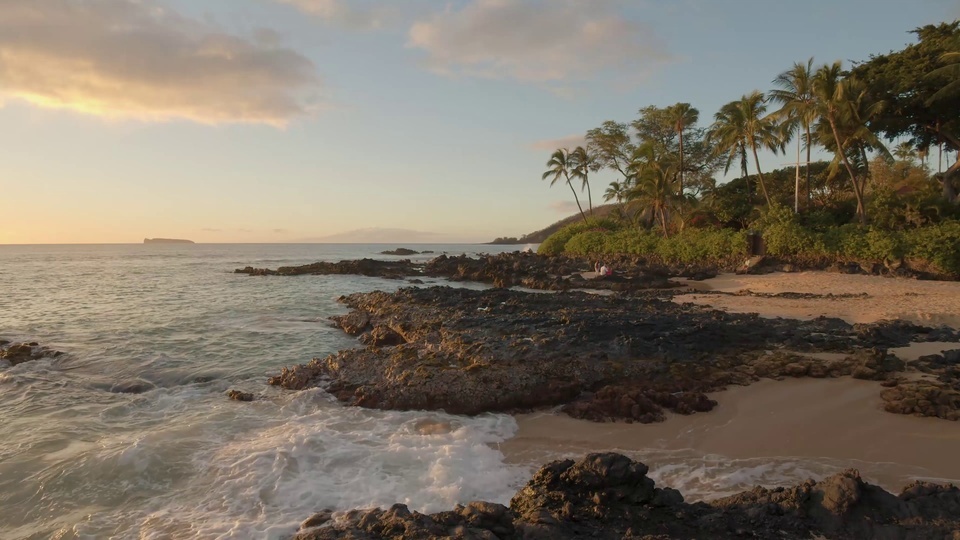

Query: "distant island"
left=143, top=238, right=195, bottom=244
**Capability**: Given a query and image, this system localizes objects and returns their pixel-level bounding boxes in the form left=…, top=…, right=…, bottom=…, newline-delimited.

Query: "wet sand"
left=503, top=378, right=960, bottom=499
left=675, top=272, right=960, bottom=327
left=504, top=272, right=960, bottom=498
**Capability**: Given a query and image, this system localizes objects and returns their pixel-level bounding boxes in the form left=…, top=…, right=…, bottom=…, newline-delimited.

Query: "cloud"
left=531, top=134, right=587, bottom=151
left=407, top=0, right=671, bottom=85
left=0, top=0, right=321, bottom=124
left=273, top=0, right=387, bottom=29
left=201, top=228, right=223, bottom=233
left=272, top=228, right=290, bottom=234
left=549, top=201, right=580, bottom=214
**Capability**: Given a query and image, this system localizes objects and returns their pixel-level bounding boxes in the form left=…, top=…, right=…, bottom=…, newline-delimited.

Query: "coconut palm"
left=708, top=92, right=784, bottom=207
left=893, top=141, right=918, bottom=164
left=541, top=148, right=588, bottom=223
left=604, top=180, right=628, bottom=205
left=770, top=58, right=818, bottom=211
left=666, top=103, right=699, bottom=197
left=569, top=146, right=595, bottom=216
left=812, top=62, right=887, bottom=224
left=626, top=142, right=680, bottom=236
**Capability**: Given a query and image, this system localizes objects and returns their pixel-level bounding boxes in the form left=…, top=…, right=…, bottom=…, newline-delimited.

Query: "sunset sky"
left=2, top=0, right=957, bottom=244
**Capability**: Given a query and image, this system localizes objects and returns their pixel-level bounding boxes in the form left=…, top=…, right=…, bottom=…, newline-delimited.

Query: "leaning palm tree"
left=569, top=146, right=595, bottom=216
left=541, top=148, right=588, bottom=223
left=708, top=92, right=784, bottom=207
left=666, top=103, right=699, bottom=197
left=812, top=62, right=887, bottom=224
left=770, top=58, right=818, bottom=211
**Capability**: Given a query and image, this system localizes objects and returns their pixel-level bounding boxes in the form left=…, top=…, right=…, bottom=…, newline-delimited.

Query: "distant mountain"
left=144, top=238, right=195, bottom=244
left=298, top=228, right=480, bottom=244
left=488, top=204, right=618, bottom=244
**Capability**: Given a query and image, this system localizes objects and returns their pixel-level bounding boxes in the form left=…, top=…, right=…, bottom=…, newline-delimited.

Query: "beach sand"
left=503, top=271, right=960, bottom=499
left=503, top=378, right=960, bottom=499
left=674, top=271, right=960, bottom=327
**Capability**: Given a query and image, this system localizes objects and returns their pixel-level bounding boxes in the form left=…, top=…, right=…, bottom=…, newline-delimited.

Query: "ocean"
left=1, top=243, right=948, bottom=539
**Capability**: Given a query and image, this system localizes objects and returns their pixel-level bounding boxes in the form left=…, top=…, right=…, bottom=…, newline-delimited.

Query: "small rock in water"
left=300, top=510, right=333, bottom=530
left=110, top=380, right=157, bottom=394
left=227, top=390, right=255, bottom=402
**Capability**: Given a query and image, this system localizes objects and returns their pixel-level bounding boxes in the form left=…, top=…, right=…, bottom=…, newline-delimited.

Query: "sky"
left=1, top=0, right=958, bottom=244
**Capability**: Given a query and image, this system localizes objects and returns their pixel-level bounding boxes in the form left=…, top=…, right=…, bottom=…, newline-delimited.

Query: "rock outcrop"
left=268, top=287, right=960, bottom=422
left=293, top=452, right=960, bottom=540
left=0, top=340, right=64, bottom=366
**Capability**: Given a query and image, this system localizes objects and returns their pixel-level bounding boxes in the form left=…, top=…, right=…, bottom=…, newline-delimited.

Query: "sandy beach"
left=504, top=271, right=960, bottom=499
left=674, top=271, right=960, bottom=327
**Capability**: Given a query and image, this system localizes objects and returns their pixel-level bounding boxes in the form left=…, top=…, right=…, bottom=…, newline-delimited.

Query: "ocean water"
left=0, top=244, right=946, bottom=539
left=0, top=244, right=528, bottom=540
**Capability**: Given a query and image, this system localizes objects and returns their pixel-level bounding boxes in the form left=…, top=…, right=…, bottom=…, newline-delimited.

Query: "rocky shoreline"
left=294, top=452, right=960, bottom=540
left=234, top=251, right=946, bottom=292
left=268, top=286, right=960, bottom=422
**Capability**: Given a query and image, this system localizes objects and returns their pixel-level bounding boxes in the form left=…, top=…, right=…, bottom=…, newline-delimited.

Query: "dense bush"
left=538, top=213, right=960, bottom=277
left=537, top=219, right=623, bottom=255
left=540, top=225, right=746, bottom=265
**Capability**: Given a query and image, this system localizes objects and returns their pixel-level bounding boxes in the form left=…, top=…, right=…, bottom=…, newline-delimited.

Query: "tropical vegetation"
left=536, top=22, right=960, bottom=276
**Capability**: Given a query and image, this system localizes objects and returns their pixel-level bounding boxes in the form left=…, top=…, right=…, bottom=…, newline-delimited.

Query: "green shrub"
left=564, top=230, right=611, bottom=256
left=905, top=221, right=960, bottom=275
left=537, top=218, right=623, bottom=255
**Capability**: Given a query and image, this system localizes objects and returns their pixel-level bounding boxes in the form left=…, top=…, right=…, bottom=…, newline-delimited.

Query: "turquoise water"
left=0, top=244, right=526, bottom=539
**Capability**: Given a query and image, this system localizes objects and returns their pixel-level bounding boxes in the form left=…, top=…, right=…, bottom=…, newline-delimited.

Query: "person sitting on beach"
left=599, top=263, right=610, bottom=277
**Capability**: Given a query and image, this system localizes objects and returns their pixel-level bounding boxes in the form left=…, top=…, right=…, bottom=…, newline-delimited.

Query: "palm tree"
left=893, top=141, right=917, bottom=164
left=626, top=142, right=679, bottom=236
left=812, top=62, right=887, bottom=224
left=541, top=148, right=588, bottom=223
left=770, top=58, right=817, bottom=211
left=604, top=180, right=628, bottom=205
left=708, top=92, right=784, bottom=207
left=569, top=146, right=595, bottom=216
left=666, top=103, right=699, bottom=197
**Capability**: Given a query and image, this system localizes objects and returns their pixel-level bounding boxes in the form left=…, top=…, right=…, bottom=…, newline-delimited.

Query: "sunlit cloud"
left=407, top=0, right=671, bottom=86
left=0, top=0, right=322, bottom=125
left=272, top=0, right=389, bottom=29
left=530, top=134, right=587, bottom=151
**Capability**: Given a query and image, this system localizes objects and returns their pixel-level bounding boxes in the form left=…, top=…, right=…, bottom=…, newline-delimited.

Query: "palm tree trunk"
left=828, top=117, right=866, bottom=225
left=565, top=173, right=589, bottom=223
left=678, top=129, right=685, bottom=197
left=805, top=122, right=812, bottom=209
left=585, top=175, right=594, bottom=216
left=659, top=207, right=669, bottom=237
left=749, top=142, right=773, bottom=206
left=795, top=127, right=801, bottom=213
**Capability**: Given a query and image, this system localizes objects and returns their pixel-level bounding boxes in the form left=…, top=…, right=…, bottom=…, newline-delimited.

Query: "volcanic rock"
left=293, top=452, right=960, bottom=540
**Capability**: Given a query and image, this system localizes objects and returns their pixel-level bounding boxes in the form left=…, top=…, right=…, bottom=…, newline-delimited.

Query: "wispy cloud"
left=530, top=134, right=587, bottom=151
left=0, top=0, right=321, bottom=125
left=407, top=0, right=671, bottom=87
left=548, top=201, right=580, bottom=214
left=201, top=228, right=223, bottom=233
left=272, top=228, right=290, bottom=234
left=272, top=0, right=391, bottom=29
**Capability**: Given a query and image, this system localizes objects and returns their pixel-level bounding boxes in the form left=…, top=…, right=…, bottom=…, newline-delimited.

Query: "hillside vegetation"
left=530, top=22, right=960, bottom=278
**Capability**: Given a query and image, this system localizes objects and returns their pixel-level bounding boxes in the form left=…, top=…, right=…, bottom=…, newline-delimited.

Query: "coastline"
left=502, top=377, right=960, bottom=499
left=675, top=271, right=960, bottom=327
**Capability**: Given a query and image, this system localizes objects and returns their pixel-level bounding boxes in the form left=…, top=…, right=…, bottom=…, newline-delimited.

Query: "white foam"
left=70, top=389, right=523, bottom=540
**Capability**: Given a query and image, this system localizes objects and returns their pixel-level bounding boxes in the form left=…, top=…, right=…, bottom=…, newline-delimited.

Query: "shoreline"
left=501, top=377, right=960, bottom=500
left=675, top=271, right=960, bottom=327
